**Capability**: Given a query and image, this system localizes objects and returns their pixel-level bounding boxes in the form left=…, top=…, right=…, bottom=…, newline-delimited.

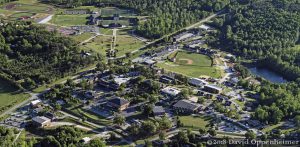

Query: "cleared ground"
left=0, top=79, right=29, bottom=114
left=101, top=7, right=136, bottom=17
left=50, top=14, right=88, bottom=26
left=115, top=35, right=145, bottom=57
left=179, top=115, right=212, bottom=129
left=70, top=33, right=94, bottom=43
left=82, top=33, right=145, bottom=57
left=157, top=51, right=222, bottom=78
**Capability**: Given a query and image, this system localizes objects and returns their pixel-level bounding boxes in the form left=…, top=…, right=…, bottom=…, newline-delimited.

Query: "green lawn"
left=179, top=115, right=212, bottom=130
left=100, top=28, right=113, bottom=35
left=82, top=35, right=112, bottom=55
left=0, top=79, right=29, bottom=114
left=101, top=20, right=130, bottom=26
left=101, top=7, right=136, bottom=17
left=115, top=35, right=145, bottom=57
left=82, top=34, right=145, bottom=57
left=50, top=14, right=88, bottom=26
left=8, top=12, right=35, bottom=20
left=68, top=107, right=112, bottom=126
left=70, top=33, right=94, bottom=43
left=157, top=51, right=222, bottom=78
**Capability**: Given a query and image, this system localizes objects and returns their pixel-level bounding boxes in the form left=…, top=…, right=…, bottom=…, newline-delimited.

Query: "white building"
left=30, top=99, right=41, bottom=107
left=161, top=87, right=181, bottom=97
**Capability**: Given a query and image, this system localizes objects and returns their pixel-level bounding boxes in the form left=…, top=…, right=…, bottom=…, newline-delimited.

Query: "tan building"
left=32, top=116, right=51, bottom=128
left=107, top=97, right=130, bottom=111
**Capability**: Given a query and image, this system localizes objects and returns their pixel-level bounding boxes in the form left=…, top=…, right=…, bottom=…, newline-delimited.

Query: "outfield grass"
left=70, top=33, right=94, bottom=43
left=157, top=51, right=222, bottom=78
left=50, top=14, right=88, bottom=26
left=0, top=79, right=29, bottom=114
left=179, top=115, right=212, bottom=130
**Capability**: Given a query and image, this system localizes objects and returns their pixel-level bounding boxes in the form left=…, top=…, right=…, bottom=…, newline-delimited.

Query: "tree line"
left=0, top=21, right=98, bottom=90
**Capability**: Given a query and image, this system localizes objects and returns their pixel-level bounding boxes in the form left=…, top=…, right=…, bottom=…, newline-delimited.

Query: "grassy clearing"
left=101, top=20, right=130, bottom=26
left=262, top=122, right=284, bottom=133
left=50, top=14, right=88, bottom=26
left=157, top=51, right=222, bottom=78
left=0, top=79, right=30, bottom=114
left=115, top=35, right=145, bottom=57
left=179, top=115, right=212, bottom=130
left=101, top=7, right=136, bottom=17
left=82, top=35, right=112, bottom=55
left=8, top=12, right=35, bottom=20
left=70, top=33, right=94, bottom=43
left=69, top=107, right=112, bottom=126
left=100, top=28, right=113, bottom=35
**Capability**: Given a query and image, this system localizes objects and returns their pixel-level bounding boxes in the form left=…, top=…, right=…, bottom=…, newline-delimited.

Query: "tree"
left=85, top=138, right=106, bottom=147
left=113, top=115, right=125, bottom=126
left=199, top=127, right=207, bottom=136
left=245, top=130, right=256, bottom=139
left=141, top=121, right=157, bottom=135
left=177, top=131, right=189, bottom=144
left=158, top=116, right=172, bottom=130
left=159, top=131, right=166, bottom=140
left=143, top=104, right=154, bottom=117
left=295, top=115, right=300, bottom=128
left=208, top=128, right=217, bottom=136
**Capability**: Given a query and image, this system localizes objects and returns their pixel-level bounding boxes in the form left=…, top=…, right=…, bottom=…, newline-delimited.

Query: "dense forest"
left=208, top=0, right=300, bottom=81
left=45, top=0, right=230, bottom=39
left=0, top=126, right=106, bottom=146
left=0, top=21, right=98, bottom=89
left=210, top=0, right=300, bottom=125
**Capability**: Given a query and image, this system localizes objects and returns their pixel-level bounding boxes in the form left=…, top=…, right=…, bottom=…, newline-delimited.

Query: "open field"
left=179, top=115, right=212, bottom=129
left=82, top=34, right=144, bottom=57
left=2, top=1, right=54, bottom=13
left=50, top=14, right=88, bottom=26
left=0, top=79, right=29, bottom=114
left=70, top=33, right=94, bottom=43
left=157, top=51, right=222, bottom=78
left=100, top=28, right=113, bottom=35
left=115, top=35, right=145, bottom=57
left=101, top=7, right=136, bottom=17
left=82, top=35, right=112, bottom=55
left=7, top=12, right=35, bottom=20
left=101, top=20, right=130, bottom=26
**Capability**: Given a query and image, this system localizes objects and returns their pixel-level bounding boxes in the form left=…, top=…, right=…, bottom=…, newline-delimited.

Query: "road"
left=0, top=92, right=38, bottom=118
left=38, top=15, right=53, bottom=24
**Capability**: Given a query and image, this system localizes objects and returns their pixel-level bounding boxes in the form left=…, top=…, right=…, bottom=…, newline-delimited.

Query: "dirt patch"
left=4, top=3, right=17, bottom=10
left=178, top=58, right=193, bottom=65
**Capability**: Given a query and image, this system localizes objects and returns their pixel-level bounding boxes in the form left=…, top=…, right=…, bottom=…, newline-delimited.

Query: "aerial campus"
left=0, top=0, right=300, bottom=147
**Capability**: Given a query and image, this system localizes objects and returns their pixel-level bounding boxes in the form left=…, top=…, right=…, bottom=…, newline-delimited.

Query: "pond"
left=248, top=67, right=287, bottom=83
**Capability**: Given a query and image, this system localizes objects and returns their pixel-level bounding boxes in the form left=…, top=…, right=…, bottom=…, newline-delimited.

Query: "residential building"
left=161, top=87, right=181, bottom=97
left=173, top=100, right=202, bottom=113
left=203, top=85, right=222, bottom=94
left=107, top=97, right=130, bottom=111
left=32, top=116, right=51, bottom=128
